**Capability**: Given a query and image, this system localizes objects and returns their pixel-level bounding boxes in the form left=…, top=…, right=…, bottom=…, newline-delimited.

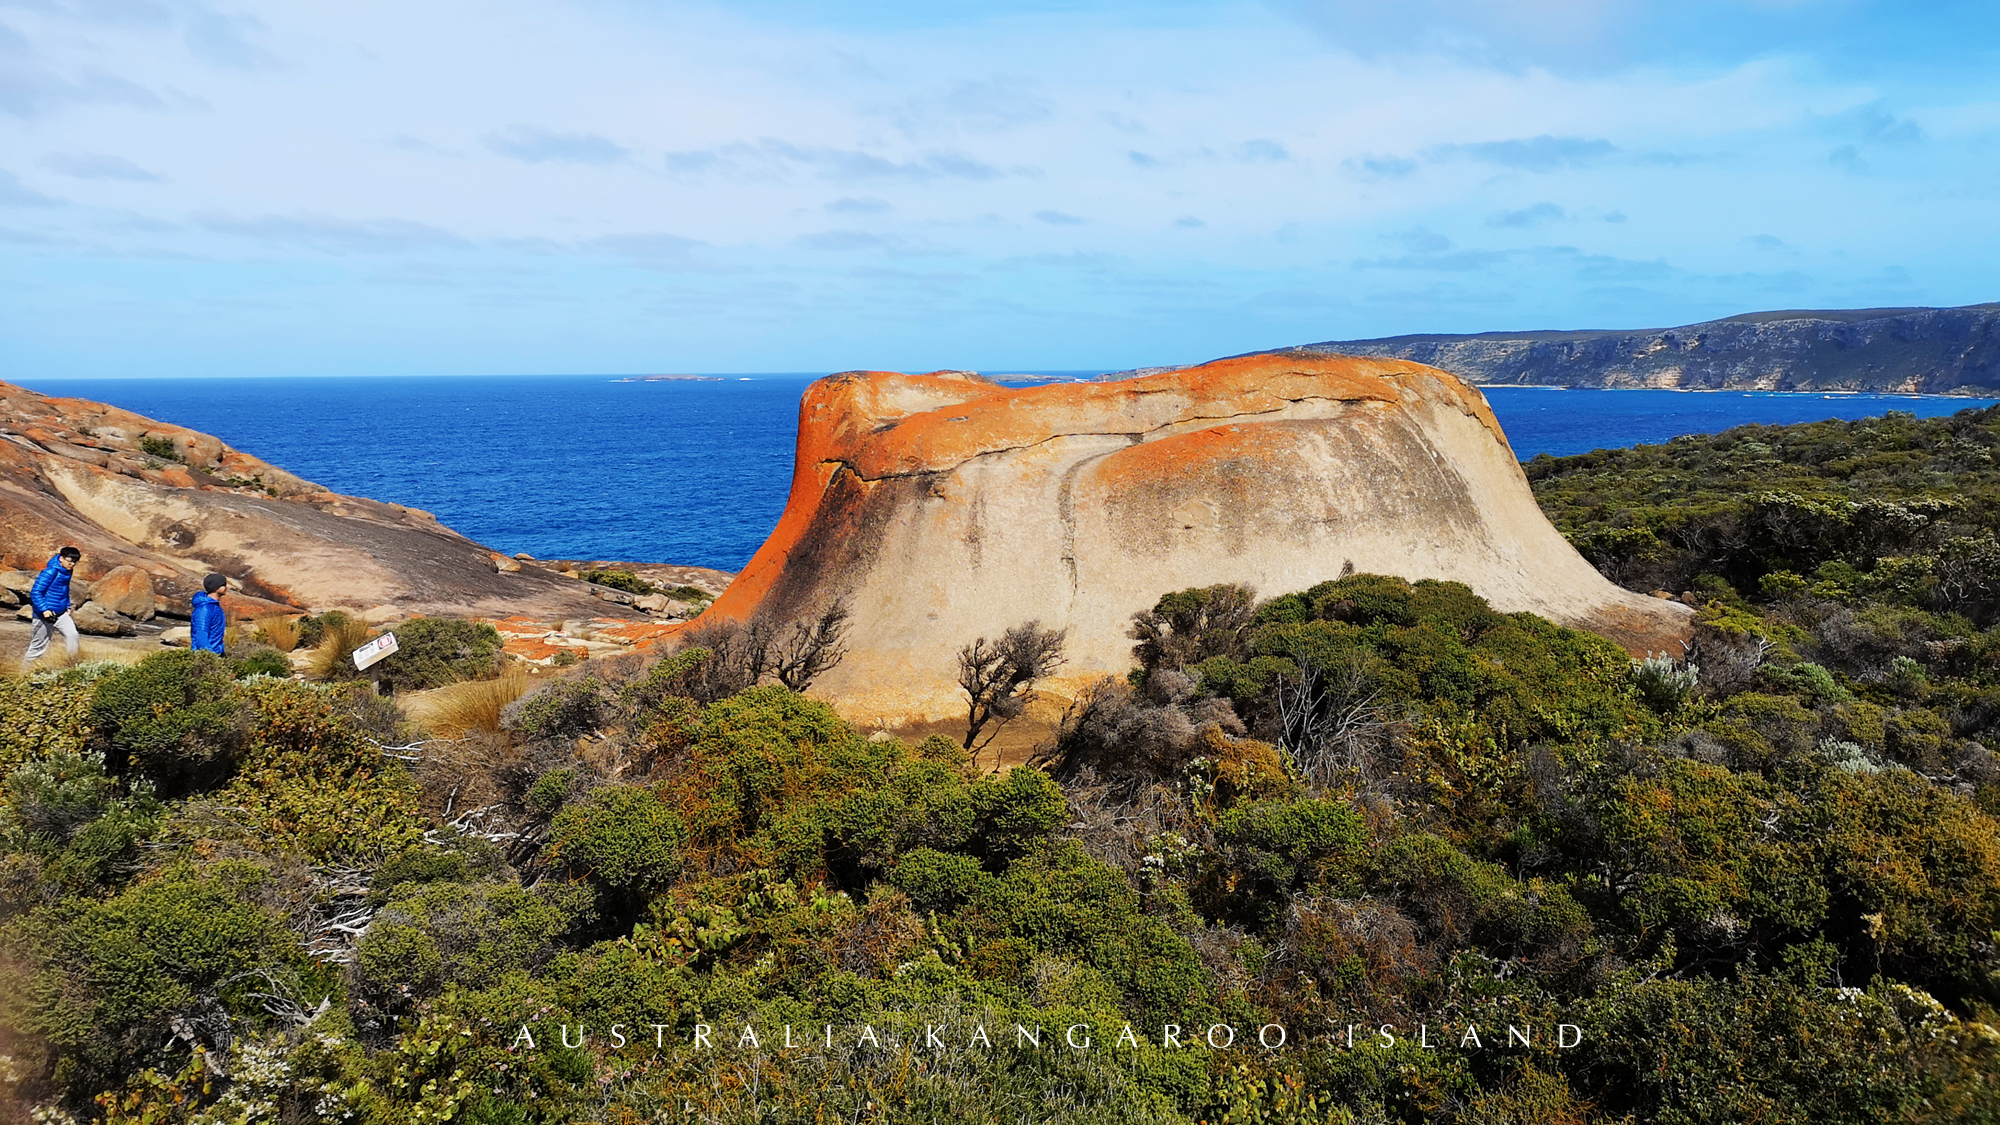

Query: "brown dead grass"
left=305, top=614, right=373, bottom=681
left=412, top=664, right=530, bottom=736
left=13, top=637, right=149, bottom=677
left=253, top=615, right=302, bottom=653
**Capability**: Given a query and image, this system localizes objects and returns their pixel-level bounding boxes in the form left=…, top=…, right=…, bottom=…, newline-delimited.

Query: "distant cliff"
left=1272, top=303, right=2000, bottom=393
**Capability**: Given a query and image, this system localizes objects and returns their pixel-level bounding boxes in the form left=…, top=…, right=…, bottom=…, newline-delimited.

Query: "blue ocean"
left=13, top=375, right=1996, bottom=573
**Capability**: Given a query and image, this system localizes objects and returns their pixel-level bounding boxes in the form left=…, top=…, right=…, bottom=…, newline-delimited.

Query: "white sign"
left=352, top=632, right=399, bottom=671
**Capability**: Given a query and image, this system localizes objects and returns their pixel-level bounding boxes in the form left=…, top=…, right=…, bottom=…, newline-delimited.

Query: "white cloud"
left=0, top=0, right=1988, bottom=373
left=484, top=126, right=629, bottom=165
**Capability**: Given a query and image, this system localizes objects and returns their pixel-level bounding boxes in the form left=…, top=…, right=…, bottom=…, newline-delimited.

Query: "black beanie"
left=203, top=573, right=227, bottom=594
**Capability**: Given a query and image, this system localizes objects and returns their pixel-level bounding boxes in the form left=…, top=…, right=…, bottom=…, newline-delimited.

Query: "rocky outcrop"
left=0, top=380, right=646, bottom=622
left=700, top=354, right=1691, bottom=727
left=1270, top=303, right=2000, bottom=393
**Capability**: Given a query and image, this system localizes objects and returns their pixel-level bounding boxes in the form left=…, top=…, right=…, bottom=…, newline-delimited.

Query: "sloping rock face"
left=0, top=381, right=638, bottom=621
left=1283, top=303, right=2000, bottom=393
left=702, top=354, right=1692, bottom=726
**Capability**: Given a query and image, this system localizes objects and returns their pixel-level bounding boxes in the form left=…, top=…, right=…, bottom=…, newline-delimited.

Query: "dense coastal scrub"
left=2, top=408, right=1999, bottom=1123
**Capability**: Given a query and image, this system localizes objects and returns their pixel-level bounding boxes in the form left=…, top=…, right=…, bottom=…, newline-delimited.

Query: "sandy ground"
left=0, top=616, right=174, bottom=673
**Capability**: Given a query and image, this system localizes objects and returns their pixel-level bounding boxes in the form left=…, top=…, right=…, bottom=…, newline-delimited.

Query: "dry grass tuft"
left=253, top=615, right=303, bottom=653
left=417, top=664, right=531, bottom=736
left=14, top=638, right=147, bottom=678
left=306, top=613, right=374, bottom=681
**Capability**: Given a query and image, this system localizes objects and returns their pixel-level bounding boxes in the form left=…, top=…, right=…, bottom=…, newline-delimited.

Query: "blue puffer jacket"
left=190, top=591, right=226, bottom=655
left=28, top=555, right=74, bottom=616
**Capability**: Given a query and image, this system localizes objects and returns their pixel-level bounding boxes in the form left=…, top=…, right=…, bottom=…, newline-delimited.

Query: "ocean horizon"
left=12, top=374, right=1995, bottom=573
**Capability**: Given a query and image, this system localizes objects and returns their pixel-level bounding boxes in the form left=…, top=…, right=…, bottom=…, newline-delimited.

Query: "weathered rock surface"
left=1271, top=303, right=2000, bottom=393
left=71, top=601, right=133, bottom=637
left=700, top=354, right=1692, bottom=726
left=0, top=381, right=647, bottom=621
left=92, top=565, right=157, bottom=621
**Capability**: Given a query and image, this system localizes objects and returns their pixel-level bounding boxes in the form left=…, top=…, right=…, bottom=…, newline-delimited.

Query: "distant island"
left=613, top=374, right=725, bottom=382
left=1265, top=302, right=2000, bottom=394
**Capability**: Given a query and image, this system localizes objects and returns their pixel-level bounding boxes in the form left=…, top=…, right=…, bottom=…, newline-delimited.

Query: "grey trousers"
left=23, top=612, right=78, bottom=668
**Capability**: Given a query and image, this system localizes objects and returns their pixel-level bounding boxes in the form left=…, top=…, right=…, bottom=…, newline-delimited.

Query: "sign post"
left=352, top=633, right=399, bottom=693
left=352, top=632, right=399, bottom=670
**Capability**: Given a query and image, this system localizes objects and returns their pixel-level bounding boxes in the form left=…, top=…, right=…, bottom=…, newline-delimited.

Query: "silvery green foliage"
left=1632, top=653, right=1700, bottom=714
left=1817, top=737, right=1883, bottom=774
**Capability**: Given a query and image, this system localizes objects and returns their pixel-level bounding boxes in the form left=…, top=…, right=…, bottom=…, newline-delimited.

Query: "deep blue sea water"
left=13, top=375, right=1996, bottom=573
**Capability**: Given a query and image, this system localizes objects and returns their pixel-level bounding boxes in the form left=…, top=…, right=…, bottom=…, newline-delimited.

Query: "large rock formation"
left=0, top=380, right=640, bottom=621
left=700, top=354, right=1692, bottom=726
left=1267, top=303, right=2000, bottom=393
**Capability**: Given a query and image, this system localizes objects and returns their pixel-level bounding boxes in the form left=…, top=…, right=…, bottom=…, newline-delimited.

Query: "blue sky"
left=1, top=0, right=1996, bottom=376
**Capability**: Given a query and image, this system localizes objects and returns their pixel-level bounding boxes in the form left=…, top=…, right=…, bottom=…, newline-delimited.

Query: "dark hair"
left=57, top=546, right=80, bottom=561
left=203, top=573, right=227, bottom=594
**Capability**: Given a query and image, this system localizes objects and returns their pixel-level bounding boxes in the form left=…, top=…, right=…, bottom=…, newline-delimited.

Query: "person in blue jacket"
left=22, top=546, right=82, bottom=670
left=191, top=573, right=228, bottom=655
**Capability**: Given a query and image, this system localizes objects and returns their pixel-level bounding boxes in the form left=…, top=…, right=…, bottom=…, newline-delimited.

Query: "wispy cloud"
left=40, top=152, right=163, bottom=181
left=1235, top=139, right=1289, bottom=162
left=890, top=75, right=1053, bottom=138
left=826, top=196, right=893, bottom=214
left=584, top=232, right=714, bottom=270
left=1347, top=154, right=1419, bottom=179
left=0, top=169, right=61, bottom=207
left=796, top=228, right=951, bottom=256
left=183, top=7, right=276, bottom=71
left=1488, top=201, right=1566, bottom=228
left=1034, top=209, right=1085, bottom=225
left=484, top=126, right=629, bottom=165
left=1432, top=134, right=1618, bottom=172
left=0, top=20, right=162, bottom=118
left=665, top=139, right=1003, bottom=183
left=198, top=213, right=469, bottom=253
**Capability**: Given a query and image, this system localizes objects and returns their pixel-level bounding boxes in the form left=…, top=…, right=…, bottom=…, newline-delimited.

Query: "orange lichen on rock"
left=699, top=352, right=1689, bottom=727
left=0, top=380, right=643, bottom=622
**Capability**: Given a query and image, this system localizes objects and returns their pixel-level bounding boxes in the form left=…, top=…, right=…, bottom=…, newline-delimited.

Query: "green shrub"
left=0, top=752, right=161, bottom=903
left=373, top=617, right=505, bottom=691
left=527, top=767, right=579, bottom=817
left=0, top=669, right=104, bottom=776
left=546, top=785, right=687, bottom=892
left=890, top=846, right=988, bottom=909
left=502, top=674, right=605, bottom=741
left=5, top=861, right=300, bottom=1097
left=87, top=650, right=247, bottom=794
left=357, top=880, right=594, bottom=1004
left=1633, top=652, right=1699, bottom=714
left=229, top=646, right=292, bottom=679
left=582, top=569, right=657, bottom=596
left=1201, top=798, right=1369, bottom=926
left=368, top=838, right=505, bottom=906
left=136, top=434, right=179, bottom=461
left=1371, top=833, right=1593, bottom=965
left=971, top=766, right=1067, bottom=860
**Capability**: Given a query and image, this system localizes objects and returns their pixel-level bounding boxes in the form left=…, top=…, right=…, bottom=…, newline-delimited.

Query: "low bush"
left=229, top=645, right=292, bottom=679
left=502, top=673, right=605, bottom=741
left=87, top=650, right=247, bottom=794
left=583, top=569, right=656, bottom=595
left=373, top=617, right=505, bottom=691
left=5, top=861, right=303, bottom=1096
